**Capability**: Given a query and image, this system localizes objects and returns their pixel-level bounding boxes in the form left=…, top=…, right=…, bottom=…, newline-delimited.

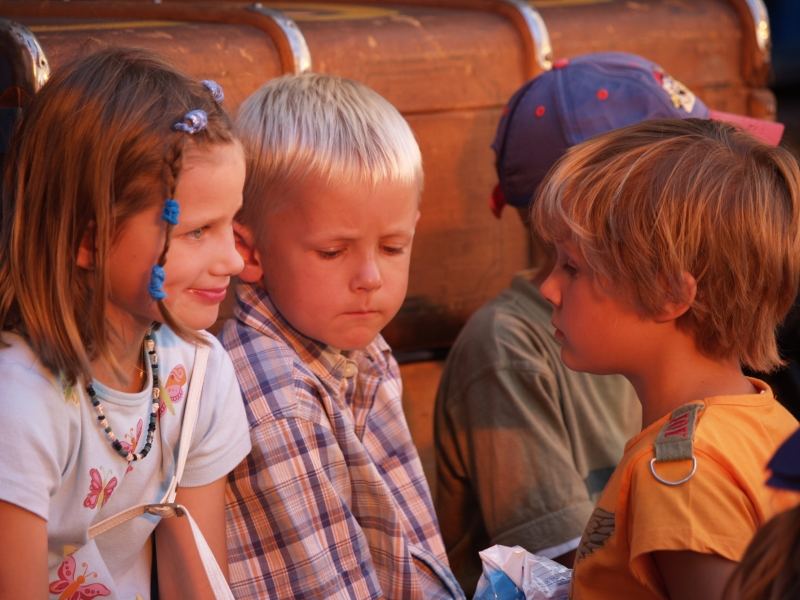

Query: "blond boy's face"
left=255, top=175, right=419, bottom=350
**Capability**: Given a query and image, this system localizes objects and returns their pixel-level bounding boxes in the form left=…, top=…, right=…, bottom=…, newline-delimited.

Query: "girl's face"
left=105, top=142, right=245, bottom=333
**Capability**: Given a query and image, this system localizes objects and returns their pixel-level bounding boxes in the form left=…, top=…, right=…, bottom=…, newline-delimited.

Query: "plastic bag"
left=473, top=544, right=572, bottom=600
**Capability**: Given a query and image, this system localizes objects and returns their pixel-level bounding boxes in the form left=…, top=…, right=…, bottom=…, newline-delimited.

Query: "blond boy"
left=532, top=117, right=800, bottom=600
left=223, top=74, right=463, bottom=599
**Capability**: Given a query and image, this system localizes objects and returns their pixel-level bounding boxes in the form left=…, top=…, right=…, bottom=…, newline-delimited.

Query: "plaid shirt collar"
left=233, top=281, right=392, bottom=384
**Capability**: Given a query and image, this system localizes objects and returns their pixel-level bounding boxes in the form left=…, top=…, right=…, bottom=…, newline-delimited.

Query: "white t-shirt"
left=0, top=326, right=251, bottom=599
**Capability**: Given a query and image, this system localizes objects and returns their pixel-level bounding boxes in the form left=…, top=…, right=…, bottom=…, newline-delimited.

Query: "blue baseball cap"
left=490, top=51, right=784, bottom=217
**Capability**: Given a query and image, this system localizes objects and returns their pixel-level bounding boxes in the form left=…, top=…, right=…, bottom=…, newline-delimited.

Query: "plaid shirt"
left=224, top=283, right=463, bottom=599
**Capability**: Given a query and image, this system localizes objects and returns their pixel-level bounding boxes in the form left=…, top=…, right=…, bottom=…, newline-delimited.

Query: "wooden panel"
left=399, top=360, right=445, bottom=497
left=2, top=0, right=776, bottom=356
left=534, top=0, right=772, bottom=116
left=386, top=109, right=531, bottom=351
left=21, top=19, right=283, bottom=111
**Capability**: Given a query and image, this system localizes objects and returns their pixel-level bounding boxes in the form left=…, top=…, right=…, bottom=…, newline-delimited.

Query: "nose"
left=351, top=252, right=382, bottom=292
left=539, top=269, right=560, bottom=307
left=216, top=227, right=245, bottom=277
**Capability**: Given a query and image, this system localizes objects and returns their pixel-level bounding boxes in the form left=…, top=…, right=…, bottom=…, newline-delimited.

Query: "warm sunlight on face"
left=538, top=240, right=649, bottom=375
left=106, top=142, right=245, bottom=332
left=258, top=175, right=419, bottom=350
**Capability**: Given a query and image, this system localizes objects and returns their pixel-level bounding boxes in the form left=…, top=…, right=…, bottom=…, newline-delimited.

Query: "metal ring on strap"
left=496, top=0, right=553, bottom=73
left=248, top=3, right=312, bottom=74
left=649, top=456, right=697, bottom=487
left=0, top=18, right=51, bottom=95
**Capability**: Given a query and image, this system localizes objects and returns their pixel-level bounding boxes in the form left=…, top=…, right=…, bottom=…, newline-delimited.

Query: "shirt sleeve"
left=179, top=336, right=251, bottom=487
left=627, top=448, right=757, bottom=564
left=225, top=407, right=384, bottom=600
left=0, top=356, right=73, bottom=520
left=437, top=360, right=595, bottom=555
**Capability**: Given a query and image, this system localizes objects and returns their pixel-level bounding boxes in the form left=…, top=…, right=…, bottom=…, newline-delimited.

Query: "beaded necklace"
left=86, top=329, right=159, bottom=463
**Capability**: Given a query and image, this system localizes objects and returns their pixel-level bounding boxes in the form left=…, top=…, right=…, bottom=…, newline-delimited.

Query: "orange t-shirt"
left=570, top=379, right=799, bottom=600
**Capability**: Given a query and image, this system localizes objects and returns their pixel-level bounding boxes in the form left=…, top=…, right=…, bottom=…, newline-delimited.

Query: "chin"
left=330, top=331, right=379, bottom=351
left=174, top=311, right=220, bottom=332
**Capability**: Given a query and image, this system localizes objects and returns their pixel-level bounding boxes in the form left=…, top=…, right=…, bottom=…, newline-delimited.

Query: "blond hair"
left=235, top=73, right=422, bottom=228
left=532, top=118, right=800, bottom=372
left=0, top=47, right=235, bottom=384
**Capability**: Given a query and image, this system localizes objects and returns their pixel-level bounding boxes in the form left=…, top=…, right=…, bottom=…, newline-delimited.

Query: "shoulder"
left=449, top=281, right=557, bottom=368
left=0, top=333, right=67, bottom=411
left=219, top=318, right=330, bottom=425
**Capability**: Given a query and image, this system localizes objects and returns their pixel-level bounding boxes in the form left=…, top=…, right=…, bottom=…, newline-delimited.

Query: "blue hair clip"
left=202, top=79, right=224, bottom=104
left=162, top=199, right=180, bottom=226
left=148, top=265, right=167, bottom=300
left=172, top=109, right=208, bottom=135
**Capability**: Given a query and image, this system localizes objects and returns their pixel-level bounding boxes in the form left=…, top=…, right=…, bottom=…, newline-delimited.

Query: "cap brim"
left=708, top=109, right=785, bottom=146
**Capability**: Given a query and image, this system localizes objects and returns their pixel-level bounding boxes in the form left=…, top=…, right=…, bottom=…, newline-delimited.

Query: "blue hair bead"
left=172, top=109, right=208, bottom=135
left=202, top=79, right=225, bottom=104
left=162, top=199, right=180, bottom=225
left=148, top=265, right=167, bottom=300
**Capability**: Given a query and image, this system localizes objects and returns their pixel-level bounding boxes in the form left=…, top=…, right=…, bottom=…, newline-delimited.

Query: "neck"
left=90, top=320, right=152, bottom=393
left=626, top=331, right=754, bottom=428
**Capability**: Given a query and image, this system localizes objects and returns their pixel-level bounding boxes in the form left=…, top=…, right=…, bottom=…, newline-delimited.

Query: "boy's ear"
left=76, top=222, right=96, bottom=270
left=234, top=221, right=264, bottom=283
left=654, top=271, right=697, bottom=322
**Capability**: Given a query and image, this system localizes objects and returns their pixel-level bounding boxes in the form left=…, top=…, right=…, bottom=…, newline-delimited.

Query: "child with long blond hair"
left=0, top=48, right=250, bottom=598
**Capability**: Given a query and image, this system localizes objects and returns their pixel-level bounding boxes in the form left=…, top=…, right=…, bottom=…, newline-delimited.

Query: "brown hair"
left=532, top=118, right=800, bottom=372
left=726, top=504, right=800, bottom=600
left=0, top=47, right=235, bottom=384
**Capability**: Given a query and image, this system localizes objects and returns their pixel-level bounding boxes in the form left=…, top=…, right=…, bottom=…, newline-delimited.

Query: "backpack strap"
left=649, top=402, right=703, bottom=486
left=87, top=344, right=233, bottom=599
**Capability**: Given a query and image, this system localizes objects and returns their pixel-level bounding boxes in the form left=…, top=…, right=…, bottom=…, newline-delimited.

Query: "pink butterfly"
left=83, top=468, right=117, bottom=510
left=48, top=555, right=111, bottom=599
left=120, top=419, right=143, bottom=473
left=160, top=364, right=187, bottom=416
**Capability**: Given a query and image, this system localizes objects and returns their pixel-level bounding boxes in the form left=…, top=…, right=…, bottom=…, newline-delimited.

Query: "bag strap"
left=87, top=344, right=233, bottom=599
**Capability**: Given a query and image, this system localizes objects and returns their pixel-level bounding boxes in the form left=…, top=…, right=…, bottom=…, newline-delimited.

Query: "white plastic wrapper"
left=473, top=544, right=572, bottom=600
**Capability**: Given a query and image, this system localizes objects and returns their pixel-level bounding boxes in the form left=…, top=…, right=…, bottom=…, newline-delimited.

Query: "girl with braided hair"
left=0, top=47, right=250, bottom=598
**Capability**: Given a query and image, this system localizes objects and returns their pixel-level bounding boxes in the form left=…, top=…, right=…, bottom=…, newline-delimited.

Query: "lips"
left=190, top=287, right=228, bottom=303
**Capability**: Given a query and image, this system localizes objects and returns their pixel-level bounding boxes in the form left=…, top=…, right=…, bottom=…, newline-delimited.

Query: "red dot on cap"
left=553, top=58, right=570, bottom=69
left=597, top=88, right=609, bottom=101
left=535, top=105, right=546, bottom=117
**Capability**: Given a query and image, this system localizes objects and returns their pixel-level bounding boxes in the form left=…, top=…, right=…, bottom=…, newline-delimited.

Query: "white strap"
left=162, top=343, right=209, bottom=503
left=86, top=344, right=232, bottom=599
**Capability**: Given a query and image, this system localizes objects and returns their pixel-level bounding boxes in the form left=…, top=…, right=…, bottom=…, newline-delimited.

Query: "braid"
left=158, top=139, right=184, bottom=266
left=154, top=135, right=205, bottom=342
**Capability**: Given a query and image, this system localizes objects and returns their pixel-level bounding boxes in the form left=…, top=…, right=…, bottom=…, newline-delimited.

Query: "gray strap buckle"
left=649, top=403, right=703, bottom=486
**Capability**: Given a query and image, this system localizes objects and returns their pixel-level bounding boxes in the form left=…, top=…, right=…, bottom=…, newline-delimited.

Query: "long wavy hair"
left=0, top=47, right=235, bottom=384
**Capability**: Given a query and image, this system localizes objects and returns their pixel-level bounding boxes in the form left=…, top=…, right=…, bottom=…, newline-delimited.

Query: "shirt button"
left=343, top=361, right=358, bottom=378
